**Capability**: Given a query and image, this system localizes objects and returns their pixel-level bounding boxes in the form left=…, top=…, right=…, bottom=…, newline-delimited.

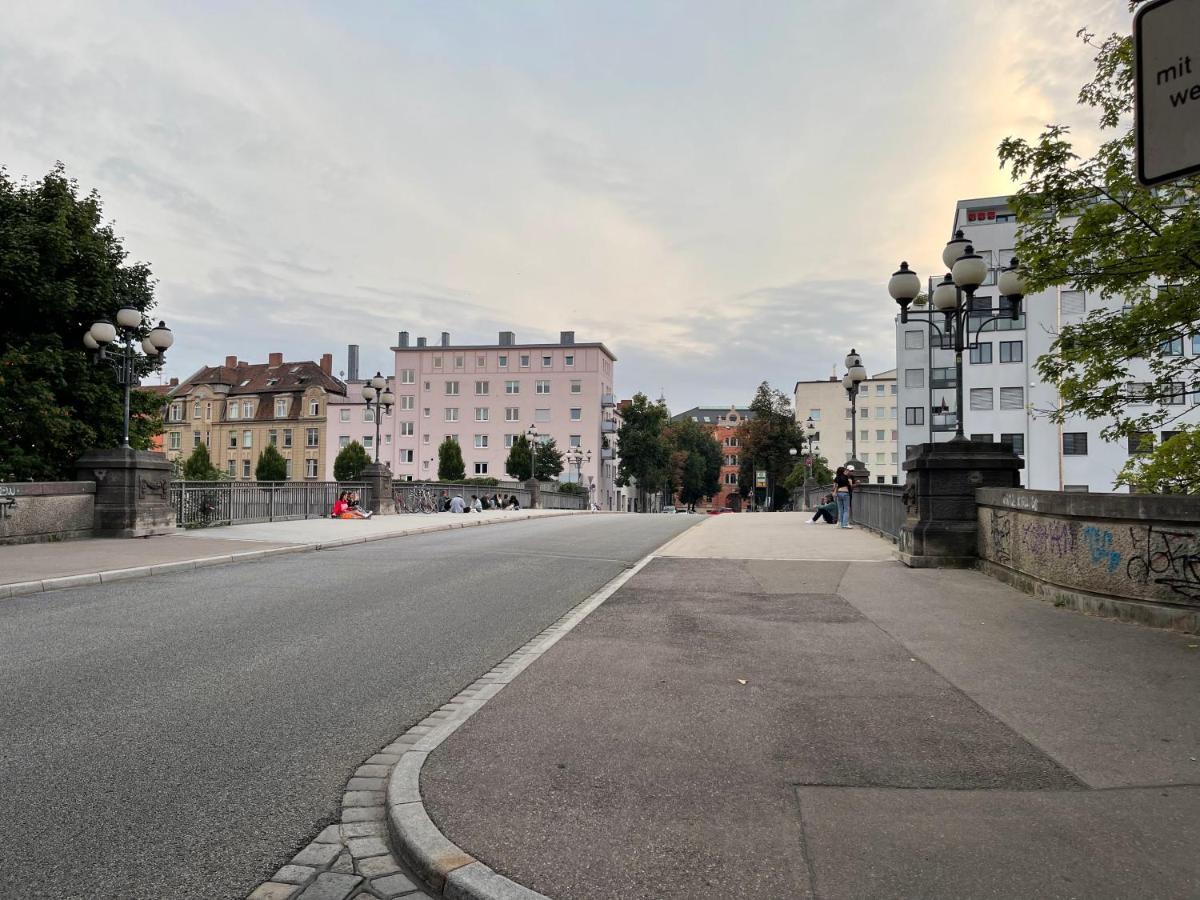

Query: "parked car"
left=661, top=505, right=677, bottom=514
left=707, top=506, right=735, bottom=515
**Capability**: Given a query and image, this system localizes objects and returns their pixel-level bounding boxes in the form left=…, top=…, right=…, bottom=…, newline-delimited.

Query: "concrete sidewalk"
left=413, top=512, right=1200, bottom=899
left=0, top=509, right=585, bottom=600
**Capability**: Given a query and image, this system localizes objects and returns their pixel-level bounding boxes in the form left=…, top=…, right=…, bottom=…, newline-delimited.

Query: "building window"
left=905, top=407, right=924, bottom=425
left=305, top=458, right=318, bottom=478
left=875, top=384, right=885, bottom=395
left=445, top=408, right=459, bottom=422
left=400, top=421, right=414, bottom=436
left=845, top=407, right=853, bottom=419
left=505, top=380, right=520, bottom=394
left=1063, top=432, right=1089, bottom=455
left=190, top=430, right=199, bottom=448
left=542, top=354, right=552, bottom=367
left=970, top=433, right=994, bottom=443
left=169, top=431, right=182, bottom=450
left=808, top=409, right=821, bottom=421
left=1000, top=433, right=1025, bottom=455
left=400, top=369, right=415, bottom=384
left=931, top=367, right=956, bottom=388
left=875, top=429, right=886, bottom=441
left=433, top=356, right=443, bottom=369
left=400, top=449, right=414, bottom=463
left=520, top=354, right=530, bottom=368
left=505, top=407, right=520, bottom=421
left=477, top=355, right=486, bottom=367
left=565, top=354, right=574, bottom=367
left=724, top=472, right=738, bottom=485
left=242, top=459, right=251, bottom=479
left=536, top=380, right=550, bottom=394
left=904, top=368, right=924, bottom=389
left=304, top=399, right=317, bottom=416
left=474, top=462, right=489, bottom=475
left=875, top=452, right=885, bottom=465
left=859, top=429, right=869, bottom=442
left=475, top=380, right=489, bottom=395
left=228, top=432, right=238, bottom=449
left=339, top=435, right=350, bottom=448
left=269, top=429, right=278, bottom=446
left=845, top=430, right=854, bottom=441
left=363, top=435, right=373, bottom=449
left=970, top=388, right=994, bottom=410
left=445, top=381, right=460, bottom=395
left=999, top=341, right=1023, bottom=363
left=363, top=407, right=375, bottom=422
left=1159, top=335, right=1184, bottom=356
left=423, top=434, right=430, bottom=444
left=1128, top=432, right=1154, bottom=455
left=400, top=395, right=414, bottom=410
left=228, top=403, right=240, bottom=421
left=1166, top=381, right=1188, bottom=404
left=205, top=402, right=212, bottom=420
left=498, top=354, right=508, bottom=368
left=475, top=407, right=489, bottom=421
left=570, top=380, right=582, bottom=394
left=535, top=408, right=550, bottom=423
left=192, top=401, right=201, bottom=419
left=570, top=434, right=581, bottom=447
left=285, top=458, right=293, bottom=479
left=475, top=435, right=488, bottom=448
left=283, top=429, right=293, bottom=448
left=504, top=434, right=516, bottom=448
left=227, top=459, right=236, bottom=476
left=240, top=430, right=251, bottom=448
left=860, top=407, right=870, bottom=419
left=423, top=407, right=431, bottom=418
left=1060, top=290, right=1086, bottom=316
left=240, top=401, right=251, bottom=418
left=339, top=408, right=350, bottom=422
left=306, top=428, right=319, bottom=448
left=969, top=343, right=993, bottom=364
left=455, top=355, right=465, bottom=369
left=570, top=408, right=582, bottom=421
left=904, top=330, right=924, bottom=350
left=999, top=387, right=1024, bottom=410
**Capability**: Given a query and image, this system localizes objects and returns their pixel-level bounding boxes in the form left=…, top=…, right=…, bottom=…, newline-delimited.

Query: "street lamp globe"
left=83, top=331, right=99, bottom=350
left=932, top=274, right=958, bottom=311
left=789, top=447, right=797, bottom=458
left=361, top=383, right=377, bottom=402
left=116, top=306, right=143, bottom=330
left=846, top=349, right=867, bottom=384
left=951, top=245, right=987, bottom=292
left=89, top=319, right=117, bottom=345
left=379, top=385, right=395, bottom=407
left=998, top=256, right=1028, bottom=300
left=841, top=373, right=854, bottom=392
left=147, top=321, right=174, bottom=351
left=888, top=261, right=921, bottom=306
left=942, top=229, right=971, bottom=269
left=370, top=371, right=386, bottom=391
left=141, top=338, right=159, bottom=356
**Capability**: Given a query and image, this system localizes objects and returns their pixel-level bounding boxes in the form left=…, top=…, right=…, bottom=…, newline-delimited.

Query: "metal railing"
left=850, top=484, right=906, bottom=540
left=170, top=481, right=371, bottom=528
left=390, top=480, right=587, bottom=512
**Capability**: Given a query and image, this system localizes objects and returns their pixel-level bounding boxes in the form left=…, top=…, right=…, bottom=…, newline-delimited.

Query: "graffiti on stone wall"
left=989, top=509, right=1012, bottom=564
left=1082, top=526, right=1122, bottom=573
left=1021, top=520, right=1074, bottom=558
left=1125, top=526, right=1200, bottom=605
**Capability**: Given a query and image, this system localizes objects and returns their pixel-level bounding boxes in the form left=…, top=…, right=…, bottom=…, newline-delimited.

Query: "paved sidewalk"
left=0, top=509, right=583, bottom=599
left=413, top=512, right=1200, bottom=898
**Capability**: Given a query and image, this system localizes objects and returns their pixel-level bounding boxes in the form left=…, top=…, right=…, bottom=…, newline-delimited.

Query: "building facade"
left=794, top=370, right=900, bottom=484
left=389, top=330, right=620, bottom=506
left=895, top=196, right=1200, bottom=492
left=324, top=379, right=399, bottom=478
left=671, top=405, right=753, bottom=509
left=164, top=353, right=346, bottom=480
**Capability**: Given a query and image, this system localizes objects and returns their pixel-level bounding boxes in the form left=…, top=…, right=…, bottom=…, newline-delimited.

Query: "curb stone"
left=2, top=510, right=588, bottom=602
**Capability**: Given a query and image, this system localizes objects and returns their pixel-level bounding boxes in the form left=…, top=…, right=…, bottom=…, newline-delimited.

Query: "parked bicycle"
left=394, top=485, right=440, bottom=514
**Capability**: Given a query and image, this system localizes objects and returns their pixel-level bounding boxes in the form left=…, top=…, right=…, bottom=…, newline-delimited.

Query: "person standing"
left=833, top=466, right=853, bottom=529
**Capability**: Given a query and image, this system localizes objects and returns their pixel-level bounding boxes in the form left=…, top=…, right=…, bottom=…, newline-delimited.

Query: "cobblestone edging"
left=245, top=550, right=660, bottom=900
left=0, top=511, right=587, bottom=601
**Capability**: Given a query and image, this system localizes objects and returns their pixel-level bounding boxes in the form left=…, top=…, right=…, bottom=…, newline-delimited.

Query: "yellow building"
left=164, top=353, right=347, bottom=480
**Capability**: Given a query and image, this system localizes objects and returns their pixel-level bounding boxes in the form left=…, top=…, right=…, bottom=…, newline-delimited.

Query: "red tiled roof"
left=174, top=361, right=347, bottom=398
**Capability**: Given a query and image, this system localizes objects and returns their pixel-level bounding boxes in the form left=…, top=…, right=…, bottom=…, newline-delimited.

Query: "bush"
left=437, top=437, right=465, bottom=481
left=255, top=444, right=287, bottom=481
left=334, top=441, right=370, bottom=481
left=555, top=481, right=587, bottom=494
left=460, top=476, right=500, bottom=486
left=182, top=443, right=220, bottom=480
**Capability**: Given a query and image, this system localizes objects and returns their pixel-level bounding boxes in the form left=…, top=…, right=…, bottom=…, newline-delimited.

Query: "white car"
left=661, top=505, right=677, bottom=514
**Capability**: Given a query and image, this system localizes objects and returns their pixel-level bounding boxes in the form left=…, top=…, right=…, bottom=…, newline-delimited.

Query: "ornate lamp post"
left=842, top=349, right=868, bottom=477
left=565, top=446, right=591, bottom=483
left=524, top=425, right=540, bottom=509
left=887, top=234, right=1028, bottom=440
left=360, top=371, right=394, bottom=464
left=83, top=308, right=174, bottom=448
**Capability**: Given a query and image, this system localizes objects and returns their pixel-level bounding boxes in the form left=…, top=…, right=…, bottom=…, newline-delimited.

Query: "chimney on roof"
left=559, top=331, right=575, bottom=345
left=225, top=355, right=238, bottom=368
left=416, top=336, right=427, bottom=348
left=499, top=331, right=514, bottom=346
left=320, top=353, right=333, bottom=375
left=169, top=377, right=179, bottom=387
left=440, top=331, right=450, bottom=347
left=398, top=331, right=410, bottom=348
left=347, top=345, right=359, bottom=381
left=268, top=352, right=283, bottom=366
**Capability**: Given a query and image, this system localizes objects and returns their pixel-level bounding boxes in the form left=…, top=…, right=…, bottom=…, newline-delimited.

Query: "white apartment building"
left=896, top=196, right=1200, bottom=492
left=794, top=370, right=900, bottom=484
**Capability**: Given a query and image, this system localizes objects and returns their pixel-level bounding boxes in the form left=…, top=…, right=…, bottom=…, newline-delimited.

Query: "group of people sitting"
left=332, top=491, right=372, bottom=519
left=444, top=492, right=521, bottom=513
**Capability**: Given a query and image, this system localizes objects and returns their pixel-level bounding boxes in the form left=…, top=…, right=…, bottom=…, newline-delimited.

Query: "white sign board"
left=1135, top=0, right=1200, bottom=185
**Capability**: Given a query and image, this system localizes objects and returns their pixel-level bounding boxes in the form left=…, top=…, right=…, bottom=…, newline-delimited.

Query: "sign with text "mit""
left=1135, top=0, right=1200, bottom=185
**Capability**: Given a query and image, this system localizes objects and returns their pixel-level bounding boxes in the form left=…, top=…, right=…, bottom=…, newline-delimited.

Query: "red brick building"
left=672, top=405, right=753, bottom=510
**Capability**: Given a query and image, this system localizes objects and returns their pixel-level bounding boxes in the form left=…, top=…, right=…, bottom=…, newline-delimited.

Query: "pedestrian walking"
left=833, top=466, right=853, bottom=528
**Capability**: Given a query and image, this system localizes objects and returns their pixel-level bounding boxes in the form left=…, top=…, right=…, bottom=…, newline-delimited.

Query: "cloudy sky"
left=2, top=0, right=1128, bottom=410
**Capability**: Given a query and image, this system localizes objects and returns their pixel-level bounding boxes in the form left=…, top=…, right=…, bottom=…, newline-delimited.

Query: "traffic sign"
left=755, top=469, right=767, bottom=488
left=1135, top=0, right=1200, bottom=185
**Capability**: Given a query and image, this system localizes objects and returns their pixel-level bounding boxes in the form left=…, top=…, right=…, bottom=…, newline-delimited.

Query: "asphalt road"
left=0, top=514, right=697, bottom=900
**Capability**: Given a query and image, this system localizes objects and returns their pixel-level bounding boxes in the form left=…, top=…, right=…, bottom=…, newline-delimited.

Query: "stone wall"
left=976, top=488, right=1200, bottom=632
left=0, top=482, right=96, bottom=545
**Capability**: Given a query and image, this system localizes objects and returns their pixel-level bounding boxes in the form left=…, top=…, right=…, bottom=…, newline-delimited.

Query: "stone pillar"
left=362, top=462, right=395, bottom=515
left=76, top=447, right=174, bottom=538
left=897, top=441, right=1023, bottom=568
left=525, top=477, right=541, bottom=509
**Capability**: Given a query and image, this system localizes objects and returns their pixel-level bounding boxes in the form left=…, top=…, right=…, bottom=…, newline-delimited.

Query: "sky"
left=1, top=0, right=1130, bottom=412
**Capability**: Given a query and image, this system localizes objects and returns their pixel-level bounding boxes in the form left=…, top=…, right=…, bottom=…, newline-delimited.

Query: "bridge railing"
left=170, top=481, right=371, bottom=528
left=851, top=484, right=905, bottom=541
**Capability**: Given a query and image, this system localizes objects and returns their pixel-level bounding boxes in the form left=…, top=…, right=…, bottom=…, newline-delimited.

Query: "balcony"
left=601, top=419, right=616, bottom=433
left=601, top=393, right=615, bottom=408
left=601, top=447, right=614, bottom=460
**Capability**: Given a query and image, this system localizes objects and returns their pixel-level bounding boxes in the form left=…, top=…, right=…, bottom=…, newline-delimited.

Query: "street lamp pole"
left=888, top=234, right=1028, bottom=441
left=84, top=309, right=175, bottom=448
left=842, top=349, right=867, bottom=473
left=360, top=372, right=394, bottom=465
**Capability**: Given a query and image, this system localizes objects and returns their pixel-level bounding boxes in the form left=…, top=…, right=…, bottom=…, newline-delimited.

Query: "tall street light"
left=842, top=349, right=867, bottom=475
left=525, top=425, right=539, bottom=479
left=84, top=308, right=175, bottom=448
left=801, top=415, right=818, bottom=508
left=360, top=371, right=394, bottom=464
left=565, top=446, right=591, bottom=483
left=888, top=233, right=1028, bottom=440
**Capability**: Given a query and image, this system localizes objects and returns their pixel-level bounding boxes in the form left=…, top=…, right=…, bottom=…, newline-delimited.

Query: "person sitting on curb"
left=471, top=494, right=483, bottom=512
left=806, top=495, right=837, bottom=525
left=332, top=491, right=371, bottom=519
left=450, top=494, right=466, bottom=513
left=506, top=494, right=521, bottom=510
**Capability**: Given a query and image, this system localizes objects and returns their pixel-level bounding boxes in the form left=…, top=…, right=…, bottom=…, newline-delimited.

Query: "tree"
left=534, top=438, right=565, bottom=481
left=255, top=444, right=288, bottom=481
left=505, top=434, right=533, bottom=481
left=998, top=14, right=1200, bottom=485
left=737, top=382, right=804, bottom=507
left=334, top=440, right=370, bottom=481
left=615, top=393, right=671, bottom=511
left=0, top=164, right=163, bottom=481
left=1118, top=430, right=1200, bottom=494
left=663, top=416, right=722, bottom=507
left=181, top=443, right=220, bottom=481
left=783, top=453, right=834, bottom=492
left=437, top=437, right=465, bottom=481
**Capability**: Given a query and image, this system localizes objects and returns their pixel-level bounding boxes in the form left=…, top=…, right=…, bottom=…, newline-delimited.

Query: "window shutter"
left=999, top=387, right=1024, bottom=410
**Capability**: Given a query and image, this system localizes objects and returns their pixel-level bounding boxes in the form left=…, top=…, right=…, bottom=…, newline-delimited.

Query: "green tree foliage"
left=533, top=437, right=565, bottom=481
left=615, top=393, right=671, bottom=510
left=0, top=164, right=163, bottom=480
left=663, top=416, right=722, bottom=507
left=333, top=440, right=370, bottom=481
left=255, top=444, right=288, bottom=481
left=737, top=382, right=804, bottom=506
left=1118, top=429, right=1200, bottom=494
left=181, top=442, right=220, bottom=481
left=505, top=434, right=533, bottom=481
left=555, top=481, right=587, bottom=495
left=998, top=15, right=1200, bottom=479
left=437, top=437, right=466, bottom=482
left=782, top=453, right=835, bottom=492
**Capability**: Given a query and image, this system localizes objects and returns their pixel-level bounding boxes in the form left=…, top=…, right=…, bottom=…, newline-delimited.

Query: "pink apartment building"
left=323, top=379, right=399, bottom=478
left=386, top=330, right=619, bottom=506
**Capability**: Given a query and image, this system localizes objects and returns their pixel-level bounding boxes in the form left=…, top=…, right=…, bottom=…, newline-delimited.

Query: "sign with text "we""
left=1135, top=0, right=1200, bottom=185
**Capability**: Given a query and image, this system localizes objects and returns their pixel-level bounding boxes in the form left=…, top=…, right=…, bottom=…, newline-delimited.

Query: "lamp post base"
left=76, top=447, right=174, bottom=538
left=362, top=462, right=395, bottom=515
